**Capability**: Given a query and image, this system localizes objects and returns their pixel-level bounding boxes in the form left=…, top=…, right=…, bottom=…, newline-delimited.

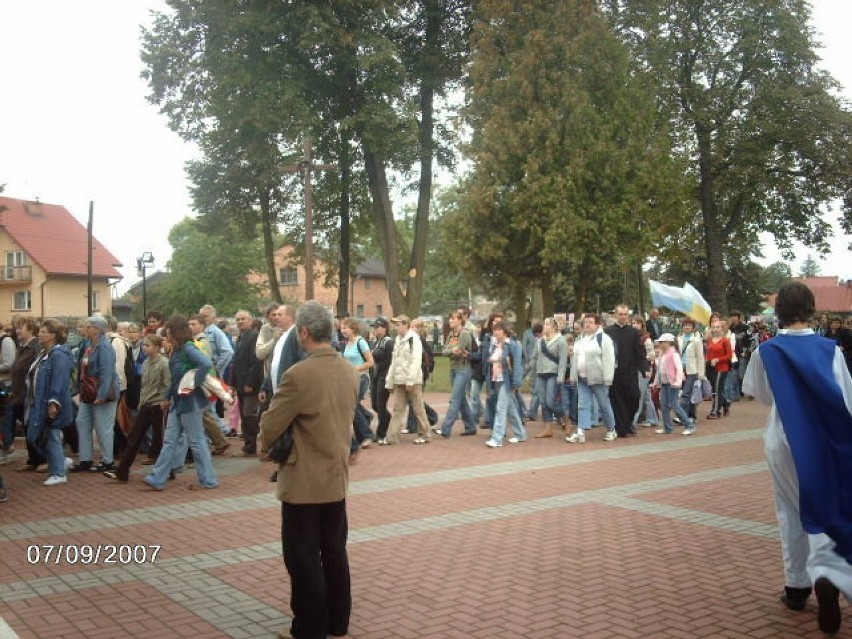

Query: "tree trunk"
left=337, top=135, right=351, bottom=316
left=403, top=0, right=440, bottom=318
left=574, top=257, right=592, bottom=315
left=363, top=147, right=404, bottom=313
left=511, top=279, right=528, bottom=337
left=260, top=189, right=282, bottom=303
left=697, top=131, right=727, bottom=314
left=541, top=269, right=554, bottom=317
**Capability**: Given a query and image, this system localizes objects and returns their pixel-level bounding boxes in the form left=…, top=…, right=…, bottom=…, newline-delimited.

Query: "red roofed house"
left=0, top=196, right=122, bottom=323
left=793, top=276, right=852, bottom=315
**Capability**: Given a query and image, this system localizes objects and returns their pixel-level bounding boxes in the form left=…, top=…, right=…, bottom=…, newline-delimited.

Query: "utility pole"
left=280, top=138, right=337, bottom=301
left=87, top=201, right=93, bottom=317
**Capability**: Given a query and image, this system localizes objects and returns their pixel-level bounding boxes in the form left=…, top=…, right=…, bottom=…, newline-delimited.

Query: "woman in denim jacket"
left=27, top=319, right=75, bottom=485
left=485, top=321, right=526, bottom=447
left=73, top=316, right=119, bottom=472
left=144, top=315, right=218, bottom=490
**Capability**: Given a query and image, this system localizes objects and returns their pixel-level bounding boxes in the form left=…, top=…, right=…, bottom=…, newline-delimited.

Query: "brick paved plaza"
left=0, top=394, right=848, bottom=638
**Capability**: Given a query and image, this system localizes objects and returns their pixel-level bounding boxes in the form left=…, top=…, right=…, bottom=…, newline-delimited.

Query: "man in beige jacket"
left=260, top=301, right=359, bottom=639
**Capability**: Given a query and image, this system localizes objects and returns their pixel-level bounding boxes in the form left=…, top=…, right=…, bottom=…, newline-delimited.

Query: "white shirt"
left=270, top=326, right=293, bottom=395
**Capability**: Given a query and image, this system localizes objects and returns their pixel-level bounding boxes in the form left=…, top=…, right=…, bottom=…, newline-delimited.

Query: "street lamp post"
left=136, top=251, right=155, bottom=321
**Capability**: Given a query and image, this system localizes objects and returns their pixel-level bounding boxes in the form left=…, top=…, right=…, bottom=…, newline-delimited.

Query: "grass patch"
left=425, top=355, right=453, bottom=393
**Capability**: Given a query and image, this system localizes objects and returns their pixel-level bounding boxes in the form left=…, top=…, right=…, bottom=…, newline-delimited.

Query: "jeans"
left=577, top=381, right=615, bottom=431
left=488, top=382, right=526, bottom=444
left=633, top=373, right=659, bottom=426
left=560, top=382, right=578, bottom=425
left=440, top=367, right=475, bottom=436
left=76, top=401, right=118, bottom=464
left=535, top=375, right=564, bottom=423
left=660, top=384, right=693, bottom=432
left=725, top=361, right=741, bottom=401
left=469, top=376, right=485, bottom=424
left=282, top=500, right=351, bottom=639
left=45, top=428, right=67, bottom=477
left=145, top=406, right=218, bottom=489
left=680, top=374, right=699, bottom=420
left=526, top=371, right=541, bottom=419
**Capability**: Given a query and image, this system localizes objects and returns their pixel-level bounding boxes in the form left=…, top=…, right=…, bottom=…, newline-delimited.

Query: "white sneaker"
left=682, top=429, right=695, bottom=436
left=43, top=475, right=67, bottom=486
left=64, top=457, right=74, bottom=470
left=507, top=437, right=521, bottom=444
left=565, top=430, right=585, bottom=443
left=485, top=440, right=501, bottom=448
left=603, top=430, right=618, bottom=442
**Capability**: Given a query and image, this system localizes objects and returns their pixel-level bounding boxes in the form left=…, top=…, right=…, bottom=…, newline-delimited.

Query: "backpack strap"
left=540, top=339, right=560, bottom=365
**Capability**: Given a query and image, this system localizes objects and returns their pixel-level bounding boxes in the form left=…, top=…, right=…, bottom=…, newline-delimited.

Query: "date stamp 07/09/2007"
left=26, top=544, right=162, bottom=566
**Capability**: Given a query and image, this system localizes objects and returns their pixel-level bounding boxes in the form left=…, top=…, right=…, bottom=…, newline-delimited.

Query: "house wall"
left=249, top=245, right=392, bottom=317
left=0, top=233, right=112, bottom=322
left=348, top=275, right=391, bottom=318
left=38, top=276, right=112, bottom=319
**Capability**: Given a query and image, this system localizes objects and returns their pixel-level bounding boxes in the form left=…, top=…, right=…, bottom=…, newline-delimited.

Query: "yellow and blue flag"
left=649, top=280, right=712, bottom=325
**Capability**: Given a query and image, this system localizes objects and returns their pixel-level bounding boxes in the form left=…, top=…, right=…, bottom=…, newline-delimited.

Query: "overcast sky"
left=1, top=1, right=850, bottom=298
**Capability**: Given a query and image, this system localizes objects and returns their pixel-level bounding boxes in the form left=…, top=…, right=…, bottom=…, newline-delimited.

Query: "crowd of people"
left=1, top=302, right=851, bottom=495
left=0, top=294, right=850, bottom=637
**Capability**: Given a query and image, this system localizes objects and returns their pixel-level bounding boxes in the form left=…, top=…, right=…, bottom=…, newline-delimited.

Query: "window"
left=13, top=290, right=31, bottom=311
left=356, top=304, right=365, bottom=317
left=364, top=278, right=371, bottom=290
left=6, top=251, right=27, bottom=267
left=4, top=252, right=28, bottom=280
left=279, top=267, right=298, bottom=286
left=90, top=291, right=101, bottom=311
left=375, top=304, right=383, bottom=316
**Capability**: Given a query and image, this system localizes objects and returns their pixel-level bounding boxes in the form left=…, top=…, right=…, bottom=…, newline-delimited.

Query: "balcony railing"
left=2, top=265, right=32, bottom=283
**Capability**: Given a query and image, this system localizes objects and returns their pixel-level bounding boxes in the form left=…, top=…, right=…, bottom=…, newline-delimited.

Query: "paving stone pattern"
left=0, top=394, right=847, bottom=638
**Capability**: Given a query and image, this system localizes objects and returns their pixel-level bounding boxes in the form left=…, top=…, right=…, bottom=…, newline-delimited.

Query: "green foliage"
left=608, top=0, right=852, bottom=311
left=450, top=0, right=687, bottom=316
left=157, top=218, right=266, bottom=315
left=141, top=1, right=470, bottom=315
left=799, top=254, right=821, bottom=278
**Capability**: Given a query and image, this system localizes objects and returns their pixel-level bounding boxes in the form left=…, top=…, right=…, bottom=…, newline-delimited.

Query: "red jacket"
left=706, top=337, right=732, bottom=373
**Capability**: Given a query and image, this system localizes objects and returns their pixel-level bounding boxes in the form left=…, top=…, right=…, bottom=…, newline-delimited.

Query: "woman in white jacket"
left=566, top=314, right=617, bottom=443
left=381, top=315, right=431, bottom=445
left=677, top=318, right=706, bottom=423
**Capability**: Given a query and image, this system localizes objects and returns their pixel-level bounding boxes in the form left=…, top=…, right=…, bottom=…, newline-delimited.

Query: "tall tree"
left=159, top=217, right=265, bottom=314
left=608, top=0, right=852, bottom=312
left=799, top=254, right=821, bottom=278
left=141, top=2, right=306, bottom=301
left=142, top=1, right=469, bottom=316
left=454, top=0, right=686, bottom=320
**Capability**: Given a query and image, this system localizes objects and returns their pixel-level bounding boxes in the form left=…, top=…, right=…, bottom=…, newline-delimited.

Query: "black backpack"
left=406, top=335, right=434, bottom=382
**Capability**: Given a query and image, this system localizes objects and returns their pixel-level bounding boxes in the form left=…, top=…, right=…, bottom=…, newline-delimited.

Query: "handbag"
left=80, top=375, right=99, bottom=403
left=267, top=429, right=294, bottom=464
left=691, top=379, right=703, bottom=405
left=80, top=375, right=116, bottom=403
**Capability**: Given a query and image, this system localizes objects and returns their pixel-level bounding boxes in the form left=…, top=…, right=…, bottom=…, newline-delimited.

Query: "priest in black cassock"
left=605, top=305, right=650, bottom=438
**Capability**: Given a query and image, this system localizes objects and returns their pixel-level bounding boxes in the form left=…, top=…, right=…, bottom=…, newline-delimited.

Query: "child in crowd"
left=105, top=335, right=171, bottom=482
left=652, top=333, right=696, bottom=435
